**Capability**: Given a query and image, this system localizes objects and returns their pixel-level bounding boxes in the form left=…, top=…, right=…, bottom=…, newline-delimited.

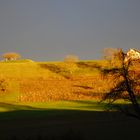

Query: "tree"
left=2, top=52, right=21, bottom=61
left=103, top=48, right=122, bottom=66
left=64, top=55, right=79, bottom=63
left=101, top=49, right=140, bottom=119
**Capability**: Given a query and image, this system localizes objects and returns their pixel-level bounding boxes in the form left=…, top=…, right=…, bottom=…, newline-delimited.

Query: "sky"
left=0, top=0, right=140, bottom=61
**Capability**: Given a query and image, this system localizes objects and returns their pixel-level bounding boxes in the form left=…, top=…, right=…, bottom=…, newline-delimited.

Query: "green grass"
left=0, top=99, right=131, bottom=120
left=0, top=100, right=107, bottom=123
left=21, top=100, right=105, bottom=111
left=0, top=100, right=105, bottom=113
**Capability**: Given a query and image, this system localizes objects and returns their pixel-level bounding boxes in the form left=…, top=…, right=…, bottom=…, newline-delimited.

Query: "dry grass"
left=0, top=60, right=139, bottom=102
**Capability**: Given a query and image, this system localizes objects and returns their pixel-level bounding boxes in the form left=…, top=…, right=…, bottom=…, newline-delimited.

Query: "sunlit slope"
left=37, top=60, right=107, bottom=78
left=0, top=59, right=113, bottom=102
left=0, top=59, right=106, bottom=79
left=0, top=61, right=63, bottom=79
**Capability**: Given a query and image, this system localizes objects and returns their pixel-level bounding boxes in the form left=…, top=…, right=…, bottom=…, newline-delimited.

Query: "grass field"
left=0, top=59, right=139, bottom=140
left=0, top=59, right=110, bottom=102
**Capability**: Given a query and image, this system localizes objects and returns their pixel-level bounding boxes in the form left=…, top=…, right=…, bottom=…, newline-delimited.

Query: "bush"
left=0, top=79, right=9, bottom=93
left=64, top=55, right=79, bottom=63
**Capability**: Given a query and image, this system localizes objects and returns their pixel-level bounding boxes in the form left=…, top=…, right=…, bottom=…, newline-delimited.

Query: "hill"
left=0, top=59, right=139, bottom=102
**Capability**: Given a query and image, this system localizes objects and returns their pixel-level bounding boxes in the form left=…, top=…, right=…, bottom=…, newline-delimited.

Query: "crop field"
left=0, top=59, right=139, bottom=140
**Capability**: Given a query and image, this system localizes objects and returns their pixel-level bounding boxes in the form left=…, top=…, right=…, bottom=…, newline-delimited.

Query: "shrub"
left=64, top=55, right=79, bottom=63
left=0, top=79, right=9, bottom=93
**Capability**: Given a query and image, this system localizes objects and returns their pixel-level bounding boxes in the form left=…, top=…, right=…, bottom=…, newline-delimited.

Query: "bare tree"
left=101, top=49, right=140, bottom=119
left=103, top=48, right=122, bottom=66
left=2, top=52, right=21, bottom=61
left=64, top=55, right=79, bottom=63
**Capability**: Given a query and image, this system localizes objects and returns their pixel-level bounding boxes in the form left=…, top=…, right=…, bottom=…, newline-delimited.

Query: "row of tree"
left=1, top=52, right=80, bottom=62
left=1, top=48, right=119, bottom=62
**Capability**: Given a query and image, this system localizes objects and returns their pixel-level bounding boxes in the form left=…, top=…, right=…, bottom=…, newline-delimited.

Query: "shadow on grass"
left=0, top=102, right=140, bottom=140
left=77, top=62, right=102, bottom=70
left=0, top=102, right=38, bottom=111
left=39, top=64, right=64, bottom=74
left=38, top=64, right=71, bottom=79
left=73, top=85, right=93, bottom=90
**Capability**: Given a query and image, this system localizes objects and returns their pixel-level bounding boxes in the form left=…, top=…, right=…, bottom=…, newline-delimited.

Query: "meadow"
left=0, top=59, right=139, bottom=140
left=0, top=59, right=110, bottom=102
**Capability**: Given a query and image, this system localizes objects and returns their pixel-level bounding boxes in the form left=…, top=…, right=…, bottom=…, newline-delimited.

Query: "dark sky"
left=0, top=0, right=140, bottom=61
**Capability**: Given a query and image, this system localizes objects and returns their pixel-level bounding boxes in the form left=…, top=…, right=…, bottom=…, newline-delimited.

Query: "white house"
left=124, top=49, right=140, bottom=62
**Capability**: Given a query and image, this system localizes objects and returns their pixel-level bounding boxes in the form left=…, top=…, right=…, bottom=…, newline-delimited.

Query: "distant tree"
left=64, top=55, right=79, bottom=63
left=101, top=49, right=140, bottom=119
left=103, top=48, right=123, bottom=66
left=2, top=52, right=21, bottom=61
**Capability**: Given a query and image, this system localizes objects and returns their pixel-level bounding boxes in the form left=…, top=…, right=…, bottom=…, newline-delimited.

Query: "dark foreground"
left=0, top=107, right=140, bottom=140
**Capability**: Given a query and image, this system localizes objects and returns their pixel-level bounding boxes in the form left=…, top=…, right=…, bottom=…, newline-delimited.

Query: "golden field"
left=0, top=59, right=139, bottom=102
left=0, top=59, right=140, bottom=140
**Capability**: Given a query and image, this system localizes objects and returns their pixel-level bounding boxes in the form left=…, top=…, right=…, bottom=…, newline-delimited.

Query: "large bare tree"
left=101, top=49, right=140, bottom=119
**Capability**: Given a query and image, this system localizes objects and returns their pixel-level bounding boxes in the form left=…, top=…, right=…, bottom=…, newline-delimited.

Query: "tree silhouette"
left=101, top=49, right=140, bottom=119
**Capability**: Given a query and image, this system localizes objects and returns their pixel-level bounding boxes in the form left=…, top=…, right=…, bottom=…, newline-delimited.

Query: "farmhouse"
left=124, top=48, right=140, bottom=62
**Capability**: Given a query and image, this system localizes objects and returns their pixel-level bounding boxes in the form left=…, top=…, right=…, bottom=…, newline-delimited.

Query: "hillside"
left=0, top=59, right=139, bottom=140
left=0, top=59, right=139, bottom=102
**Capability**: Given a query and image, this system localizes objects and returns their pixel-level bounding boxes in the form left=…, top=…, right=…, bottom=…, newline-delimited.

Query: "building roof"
left=130, top=48, right=140, bottom=53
